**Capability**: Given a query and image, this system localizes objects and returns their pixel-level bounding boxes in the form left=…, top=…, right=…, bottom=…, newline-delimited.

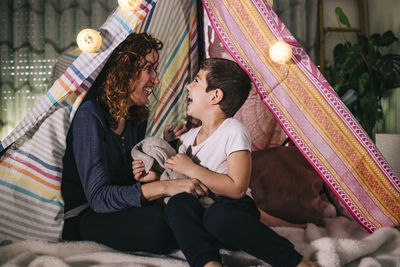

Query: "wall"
left=323, top=0, right=400, bottom=135
left=322, top=0, right=360, bottom=65
left=366, top=0, right=400, bottom=134
left=366, top=0, right=400, bottom=54
left=323, top=0, right=400, bottom=63
left=376, top=88, right=400, bottom=133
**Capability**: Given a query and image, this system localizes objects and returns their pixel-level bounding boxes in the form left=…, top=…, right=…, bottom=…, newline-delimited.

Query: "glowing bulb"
left=269, top=41, right=292, bottom=64
left=118, top=0, right=141, bottom=12
left=76, top=29, right=102, bottom=53
left=266, top=0, right=273, bottom=7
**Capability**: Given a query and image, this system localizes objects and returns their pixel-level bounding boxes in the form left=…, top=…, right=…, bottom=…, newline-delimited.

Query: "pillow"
left=249, top=146, right=326, bottom=226
left=234, top=88, right=287, bottom=150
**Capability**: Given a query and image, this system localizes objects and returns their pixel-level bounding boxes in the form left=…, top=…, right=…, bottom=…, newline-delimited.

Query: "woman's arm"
left=140, top=178, right=209, bottom=202
left=71, top=108, right=145, bottom=212
left=132, top=160, right=209, bottom=202
left=165, top=150, right=251, bottom=199
left=132, top=160, right=161, bottom=183
left=73, top=112, right=209, bottom=211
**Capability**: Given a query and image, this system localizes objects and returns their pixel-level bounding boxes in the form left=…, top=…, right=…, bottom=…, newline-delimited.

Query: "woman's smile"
left=129, top=49, right=160, bottom=106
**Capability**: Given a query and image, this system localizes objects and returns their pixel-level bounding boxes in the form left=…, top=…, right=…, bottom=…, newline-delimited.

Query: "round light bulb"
left=118, top=0, right=141, bottom=12
left=269, top=41, right=292, bottom=64
left=76, top=29, right=102, bottom=53
left=266, top=0, right=273, bottom=7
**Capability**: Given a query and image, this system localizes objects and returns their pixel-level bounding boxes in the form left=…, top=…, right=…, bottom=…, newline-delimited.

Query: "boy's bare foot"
left=204, top=261, right=222, bottom=267
left=297, top=259, right=318, bottom=267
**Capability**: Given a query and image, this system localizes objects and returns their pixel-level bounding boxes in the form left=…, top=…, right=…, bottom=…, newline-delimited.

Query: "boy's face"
left=186, top=69, right=210, bottom=118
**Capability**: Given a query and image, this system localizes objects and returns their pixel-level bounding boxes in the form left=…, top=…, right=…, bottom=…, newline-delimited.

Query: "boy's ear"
left=210, top=88, right=223, bottom=104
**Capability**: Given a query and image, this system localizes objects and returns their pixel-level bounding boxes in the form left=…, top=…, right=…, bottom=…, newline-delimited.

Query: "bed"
left=1, top=201, right=399, bottom=266
left=1, top=146, right=400, bottom=266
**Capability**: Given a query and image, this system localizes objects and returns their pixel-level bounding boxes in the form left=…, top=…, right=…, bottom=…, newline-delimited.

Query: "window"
left=0, top=0, right=116, bottom=140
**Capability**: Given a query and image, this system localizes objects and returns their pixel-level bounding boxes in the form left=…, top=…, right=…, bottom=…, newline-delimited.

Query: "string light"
left=269, top=41, right=292, bottom=64
left=76, top=29, right=102, bottom=53
left=118, top=0, right=141, bottom=12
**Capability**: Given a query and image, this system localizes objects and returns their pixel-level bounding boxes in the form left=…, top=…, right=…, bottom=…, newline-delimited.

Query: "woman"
left=61, top=33, right=208, bottom=253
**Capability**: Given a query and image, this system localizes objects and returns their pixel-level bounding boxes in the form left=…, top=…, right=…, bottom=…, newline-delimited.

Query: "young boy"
left=163, top=58, right=315, bottom=267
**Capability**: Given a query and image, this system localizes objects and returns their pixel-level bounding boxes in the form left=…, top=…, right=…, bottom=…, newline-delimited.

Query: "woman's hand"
left=140, top=176, right=209, bottom=201
left=165, top=178, right=209, bottom=198
left=132, top=160, right=160, bottom=182
left=164, top=153, right=196, bottom=177
left=164, top=123, right=188, bottom=141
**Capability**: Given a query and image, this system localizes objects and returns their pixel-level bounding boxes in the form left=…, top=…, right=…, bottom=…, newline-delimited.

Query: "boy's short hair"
left=200, top=58, right=252, bottom=117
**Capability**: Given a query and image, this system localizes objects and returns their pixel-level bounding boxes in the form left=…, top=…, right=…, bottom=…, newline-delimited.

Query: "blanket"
left=1, top=206, right=399, bottom=267
left=131, top=136, right=186, bottom=180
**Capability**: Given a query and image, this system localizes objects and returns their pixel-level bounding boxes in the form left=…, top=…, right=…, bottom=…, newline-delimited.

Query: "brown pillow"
left=250, top=146, right=326, bottom=226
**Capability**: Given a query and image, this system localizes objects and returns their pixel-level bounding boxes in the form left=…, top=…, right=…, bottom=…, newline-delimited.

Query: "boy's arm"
left=165, top=150, right=251, bottom=199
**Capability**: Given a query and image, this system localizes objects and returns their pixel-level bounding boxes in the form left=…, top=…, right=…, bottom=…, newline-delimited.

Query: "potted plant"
left=328, top=7, right=400, bottom=139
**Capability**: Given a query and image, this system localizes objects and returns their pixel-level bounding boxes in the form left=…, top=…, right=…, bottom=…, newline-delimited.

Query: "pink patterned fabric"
left=202, top=0, right=400, bottom=232
left=202, top=11, right=287, bottom=150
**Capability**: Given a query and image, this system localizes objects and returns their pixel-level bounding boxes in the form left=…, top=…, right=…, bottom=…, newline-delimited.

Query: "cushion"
left=249, top=146, right=326, bottom=226
left=234, top=88, right=287, bottom=150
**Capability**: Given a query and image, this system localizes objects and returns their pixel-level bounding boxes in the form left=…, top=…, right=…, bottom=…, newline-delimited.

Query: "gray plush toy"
left=131, top=136, right=214, bottom=207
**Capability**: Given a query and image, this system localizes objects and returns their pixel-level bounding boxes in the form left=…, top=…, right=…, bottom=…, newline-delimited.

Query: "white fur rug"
left=1, top=214, right=399, bottom=267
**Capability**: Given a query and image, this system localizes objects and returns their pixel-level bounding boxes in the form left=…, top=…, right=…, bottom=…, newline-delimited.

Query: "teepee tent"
left=0, top=0, right=398, bottom=243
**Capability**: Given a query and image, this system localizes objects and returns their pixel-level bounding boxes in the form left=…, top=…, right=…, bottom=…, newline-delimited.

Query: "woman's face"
left=129, top=49, right=160, bottom=106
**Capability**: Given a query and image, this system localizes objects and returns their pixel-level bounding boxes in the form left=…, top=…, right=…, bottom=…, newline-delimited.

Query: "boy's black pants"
left=165, top=192, right=303, bottom=267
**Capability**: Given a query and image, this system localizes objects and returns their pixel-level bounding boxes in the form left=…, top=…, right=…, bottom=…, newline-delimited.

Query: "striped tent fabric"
left=48, top=0, right=199, bottom=139
left=202, top=0, right=399, bottom=232
left=47, top=49, right=82, bottom=89
left=201, top=8, right=288, bottom=150
left=0, top=1, right=157, bottom=242
left=144, top=0, right=199, bottom=137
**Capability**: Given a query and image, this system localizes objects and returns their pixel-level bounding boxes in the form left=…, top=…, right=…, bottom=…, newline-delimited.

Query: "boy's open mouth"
left=188, top=97, right=193, bottom=105
left=143, top=86, right=153, bottom=95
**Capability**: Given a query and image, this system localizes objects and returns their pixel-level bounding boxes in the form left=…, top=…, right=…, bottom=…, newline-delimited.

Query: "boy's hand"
left=132, top=160, right=160, bottom=182
left=165, top=153, right=195, bottom=177
left=164, top=123, right=188, bottom=141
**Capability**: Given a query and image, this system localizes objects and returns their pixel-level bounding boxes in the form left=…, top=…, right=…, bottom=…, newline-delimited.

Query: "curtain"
left=0, top=0, right=117, bottom=140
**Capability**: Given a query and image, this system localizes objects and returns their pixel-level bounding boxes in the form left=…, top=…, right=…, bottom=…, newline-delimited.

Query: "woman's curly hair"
left=91, top=33, right=163, bottom=129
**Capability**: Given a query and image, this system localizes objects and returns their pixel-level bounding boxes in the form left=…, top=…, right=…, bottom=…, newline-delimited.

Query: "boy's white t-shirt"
left=179, top=118, right=252, bottom=197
